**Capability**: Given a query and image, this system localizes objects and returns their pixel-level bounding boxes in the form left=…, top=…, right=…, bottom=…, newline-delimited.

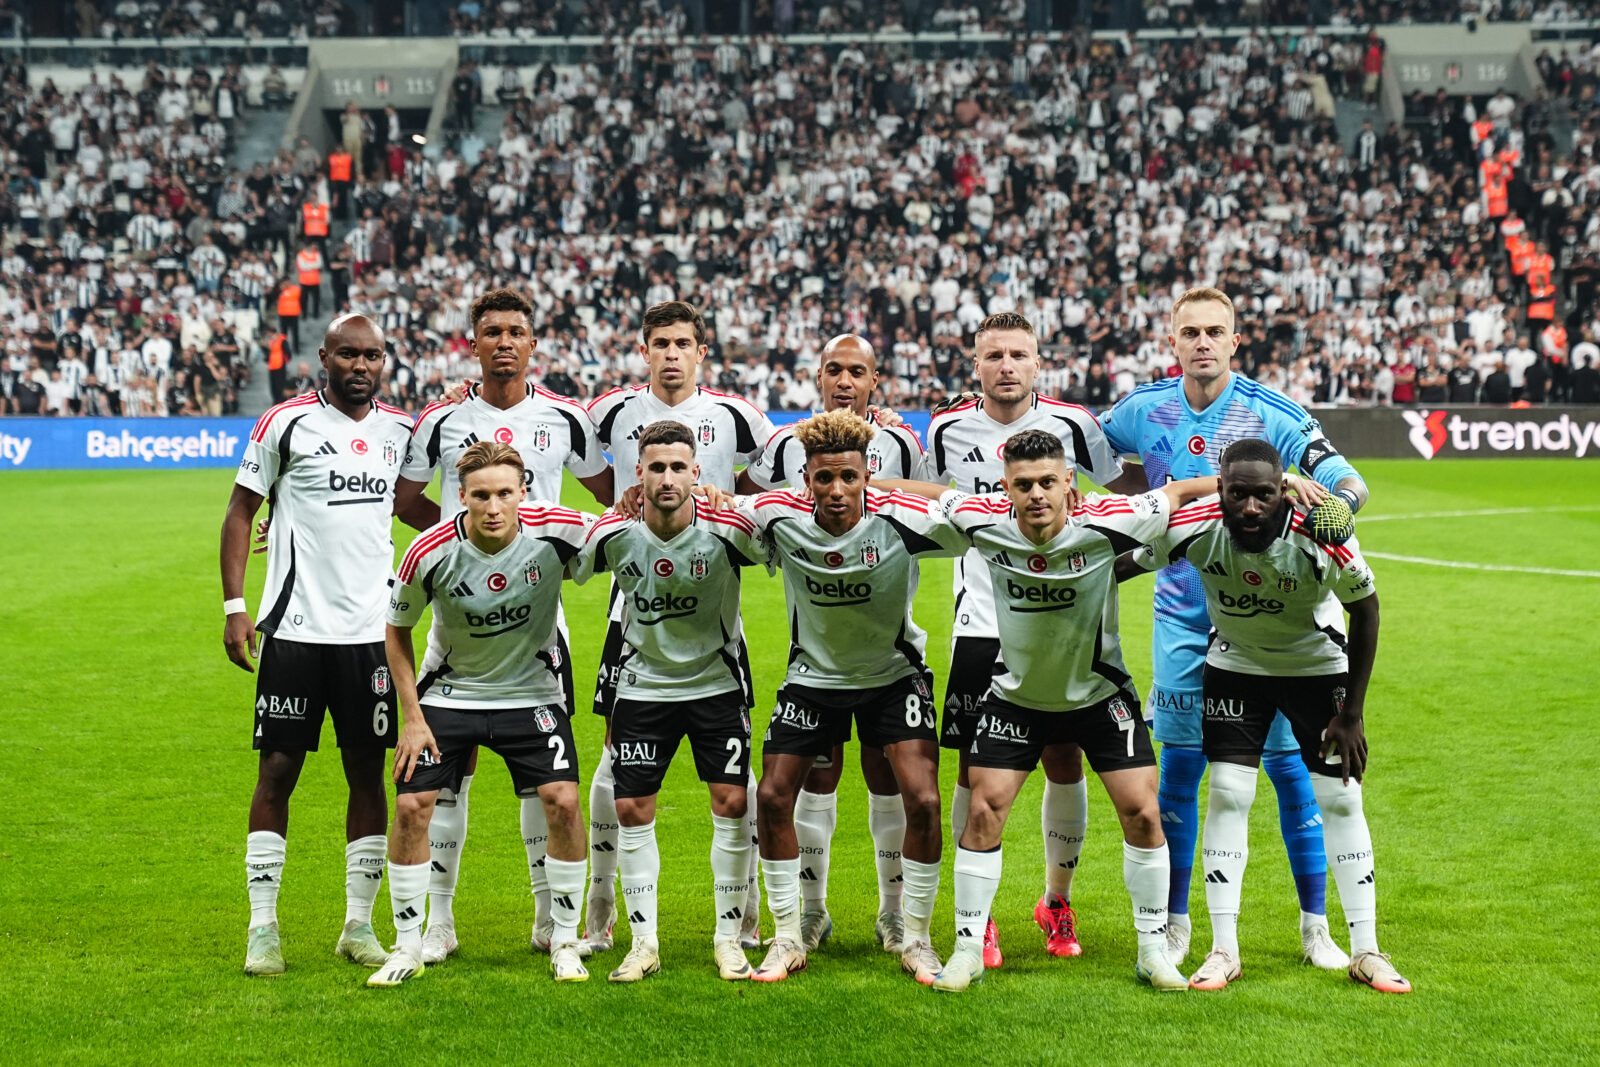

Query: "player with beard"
left=395, top=287, right=614, bottom=965
left=222, top=314, right=425, bottom=976
left=1113, top=440, right=1410, bottom=994
left=742, top=334, right=928, bottom=956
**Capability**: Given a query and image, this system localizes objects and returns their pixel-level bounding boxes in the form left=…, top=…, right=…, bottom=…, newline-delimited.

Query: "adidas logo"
left=449, top=580, right=473, bottom=598
left=721, top=907, right=743, bottom=921
left=991, top=550, right=1014, bottom=568
left=1202, top=561, right=1227, bottom=576
left=396, top=906, right=418, bottom=921
left=798, top=868, right=817, bottom=881
left=962, top=446, right=984, bottom=463
left=791, top=547, right=812, bottom=562
left=431, top=860, right=448, bottom=873
left=626, top=426, right=643, bottom=441
left=956, top=927, right=973, bottom=939
left=532, top=857, right=546, bottom=868
left=1357, top=871, right=1374, bottom=886
left=1059, top=859, right=1078, bottom=869
left=890, top=874, right=904, bottom=884
left=553, top=894, right=575, bottom=910
left=619, top=561, right=644, bottom=579
left=592, top=842, right=615, bottom=853
left=629, top=911, right=646, bottom=924
left=249, top=874, right=275, bottom=883
left=364, top=872, right=382, bottom=880
left=387, top=967, right=417, bottom=981
left=1296, top=815, right=1324, bottom=830
left=315, top=441, right=338, bottom=456
left=1205, top=870, right=1229, bottom=884
left=1161, top=810, right=1183, bottom=824
left=459, top=432, right=480, bottom=449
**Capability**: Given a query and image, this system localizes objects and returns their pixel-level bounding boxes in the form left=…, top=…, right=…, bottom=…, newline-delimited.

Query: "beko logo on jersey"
left=465, top=604, right=531, bottom=636
left=632, top=592, right=699, bottom=623
left=972, top=477, right=1003, bottom=494
left=805, top=575, right=871, bottom=606
left=1003, top=578, right=1076, bottom=612
left=326, top=470, right=388, bottom=503
left=1215, top=589, right=1285, bottom=617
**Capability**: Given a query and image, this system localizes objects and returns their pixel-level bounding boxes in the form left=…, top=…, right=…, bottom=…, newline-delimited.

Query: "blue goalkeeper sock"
left=1264, top=750, right=1327, bottom=915
left=1157, top=744, right=1207, bottom=917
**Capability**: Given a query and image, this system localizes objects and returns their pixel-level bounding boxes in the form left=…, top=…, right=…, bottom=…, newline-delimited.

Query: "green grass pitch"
left=2, top=459, right=1597, bottom=1065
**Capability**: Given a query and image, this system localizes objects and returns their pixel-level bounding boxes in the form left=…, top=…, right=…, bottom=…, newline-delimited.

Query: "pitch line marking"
left=1359, top=505, right=1600, bottom=523
left=1363, top=552, right=1600, bottom=579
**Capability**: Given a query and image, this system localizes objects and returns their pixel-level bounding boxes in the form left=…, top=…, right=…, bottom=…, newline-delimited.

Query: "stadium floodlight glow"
left=412, top=134, right=427, bottom=145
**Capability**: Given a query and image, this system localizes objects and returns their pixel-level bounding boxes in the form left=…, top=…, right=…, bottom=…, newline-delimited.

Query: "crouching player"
left=879, top=429, right=1216, bottom=992
left=370, top=441, right=596, bottom=986
left=571, top=421, right=770, bottom=983
left=1115, top=439, right=1410, bottom=994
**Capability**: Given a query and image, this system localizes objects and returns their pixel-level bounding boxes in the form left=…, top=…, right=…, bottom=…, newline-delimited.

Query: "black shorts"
left=396, top=703, right=581, bottom=797
left=611, top=690, right=753, bottom=799
left=254, top=637, right=397, bottom=752
left=765, top=674, right=937, bottom=759
left=940, top=637, right=1003, bottom=750
left=1201, top=666, right=1350, bottom=779
left=968, top=691, right=1154, bottom=774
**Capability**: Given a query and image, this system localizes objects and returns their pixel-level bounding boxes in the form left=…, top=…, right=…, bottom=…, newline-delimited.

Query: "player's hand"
left=393, top=717, right=440, bottom=784
left=1307, top=490, right=1357, bottom=546
left=1283, top=474, right=1329, bottom=507
left=1065, top=485, right=1084, bottom=513
left=252, top=517, right=271, bottom=554
left=224, top=612, right=258, bottom=673
left=692, top=484, right=738, bottom=511
left=870, top=405, right=904, bottom=429
left=930, top=391, right=980, bottom=416
left=614, top=484, right=643, bottom=519
left=1320, top=711, right=1367, bottom=784
left=442, top=379, right=477, bottom=405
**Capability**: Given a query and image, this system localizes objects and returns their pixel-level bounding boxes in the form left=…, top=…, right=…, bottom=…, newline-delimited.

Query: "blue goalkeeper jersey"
left=1101, top=373, right=1363, bottom=634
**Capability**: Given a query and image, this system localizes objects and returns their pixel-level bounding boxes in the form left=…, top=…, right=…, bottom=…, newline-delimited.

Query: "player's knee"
left=756, top=778, right=793, bottom=821
left=255, top=752, right=300, bottom=798
left=615, top=796, right=650, bottom=826
left=901, top=788, right=941, bottom=836
left=711, top=789, right=747, bottom=821
left=965, top=795, right=1005, bottom=844
left=394, top=791, right=435, bottom=833
left=1117, top=798, right=1162, bottom=843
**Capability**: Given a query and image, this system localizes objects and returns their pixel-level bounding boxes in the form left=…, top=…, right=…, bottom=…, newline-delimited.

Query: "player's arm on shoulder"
left=578, top=467, right=616, bottom=508
left=572, top=511, right=627, bottom=584
left=221, top=483, right=267, bottom=672
left=880, top=490, right=970, bottom=556
left=393, top=476, right=440, bottom=531
left=1282, top=411, right=1368, bottom=511
left=867, top=476, right=950, bottom=500
left=1154, top=475, right=1220, bottom=512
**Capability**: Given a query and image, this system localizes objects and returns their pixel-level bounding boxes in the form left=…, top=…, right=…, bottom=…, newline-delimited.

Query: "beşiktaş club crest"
left=861, top=539, right=881, bottom=568
left=690, top=554, right=710, bottom=581
left=1108, top=696, right=1133, bottom=722
left=1277, top=575, right=1298, bottom=593
left=534, top=707, right=557, bottom=733
left=1331, top=686, right=1348, bottom=716
left=383, top=440, right=399, bottom=466
left=740, top=710, right=751, bottom=735
left=525, top=561, right=542, bottom=585
left=532, top=426, right=552, bottom=452
left=867, top=451, right=882, bottom=473
left=1067, top=551, right=1087, bottom=572
left=912, top=674, right=931, bottom=701
left=371, top=666, right=391, bottom=695
left=698, top=422, right=716, bottom=446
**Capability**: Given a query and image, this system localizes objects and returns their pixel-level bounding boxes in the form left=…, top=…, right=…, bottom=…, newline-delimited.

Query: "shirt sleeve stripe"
left=397, top=526, right=457, bottom=583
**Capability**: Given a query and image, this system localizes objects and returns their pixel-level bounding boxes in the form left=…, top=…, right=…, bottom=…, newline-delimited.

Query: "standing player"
left=571, top=421, right=770, bottom=983
left=883, top=430, right=1215, bottom=993
left=1115, top=440, right=1410, bottom=994
left=742, top=333, right=929, bottom=955
left=585, top=301, right=775, bottom=951
left=370, top=442, right=595, bottom=986
left=926, top=312, right=1142, bottom=967
left=1100, top=287, right=1369, bottom=968
left=739, top=410, right=969, bottom=984
left=397, top=287, right=614, bottom=964
left=221, top=314, right=419, bottom=976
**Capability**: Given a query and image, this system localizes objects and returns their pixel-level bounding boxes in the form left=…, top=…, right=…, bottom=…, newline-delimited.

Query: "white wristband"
left=224, top=598, right=248, bottom=617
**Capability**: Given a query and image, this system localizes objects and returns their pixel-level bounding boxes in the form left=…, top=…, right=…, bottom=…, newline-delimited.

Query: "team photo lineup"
left=222, top=285, right=1409, bottom=995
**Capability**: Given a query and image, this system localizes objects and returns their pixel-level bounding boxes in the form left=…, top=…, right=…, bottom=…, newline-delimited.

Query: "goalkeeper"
left=1098, top=288, right=1368, bottom=972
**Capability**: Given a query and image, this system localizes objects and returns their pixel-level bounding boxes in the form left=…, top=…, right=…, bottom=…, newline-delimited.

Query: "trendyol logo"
left=1402, top=410, right=1600, bottom=459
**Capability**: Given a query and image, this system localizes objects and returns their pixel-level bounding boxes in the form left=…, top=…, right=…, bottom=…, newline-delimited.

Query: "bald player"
left=223, top=314, right=434, bottom=976
left=741, top=334, right=930, bottom=956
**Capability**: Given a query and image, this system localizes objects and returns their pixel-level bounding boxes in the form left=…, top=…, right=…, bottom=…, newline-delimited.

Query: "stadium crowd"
left=7, top=22, right=1600, bottom=417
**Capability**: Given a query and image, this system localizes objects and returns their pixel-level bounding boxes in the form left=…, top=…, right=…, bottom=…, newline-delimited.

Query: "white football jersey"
left=928, top=394, right=1124, bottom=640
left=572, top=501, right=770, bottom=702
left=745, top=410, right=928, bottom=489
left=588, top=385, right=775, bottom=495
left=742, top=488, right=968, bottom=689
left=387, top=506, right=595, bottom=710
left=1136, top=498, right=1378, bottom=677
left=402, top=383, right=606, bottom=516
left=237, top=391, right=412, bottom=644
left=942, top=489, right=1170, bottom=712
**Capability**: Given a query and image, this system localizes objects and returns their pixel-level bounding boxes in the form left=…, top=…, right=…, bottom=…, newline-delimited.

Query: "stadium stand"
left=4, top=10, right=1600, bottom=417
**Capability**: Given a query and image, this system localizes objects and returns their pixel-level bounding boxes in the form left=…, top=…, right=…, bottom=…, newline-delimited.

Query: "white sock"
left=1312, top=774, right=1379, bottom=954
left=710, top=814, right=750, bottom=940
left=1042, top=777, right=1088, bottom=902
left=387, top=858, right=429, bottom=954
left=868, top=791, right=906, bottom=914
left=588, top=748, right=619, bottom=904
left=245, top=830, right=285, bottom=928
left=343, top=834, right=386, bottom=925
left=618, top=821, right=659, bottom=943
left=744, top=770, right=761, bottom=917
left=952, top=846, right=1002, bottom=954
left=794, top=789, right=837, bottom=911
left=950, top=783, right=971, bottom=846
left=545, top=855, right=587, bottom=948
left=520, top=797, right=550, bottom=925
left=761, top=856, right=802, bottom=943
left=1123, top=840, right=1171, bottom=954
left=426, top=773, right=471, bottom=927
left=901, top=857, right=940, bottom=945
left=1201, top=762, right=1257, bottom=955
